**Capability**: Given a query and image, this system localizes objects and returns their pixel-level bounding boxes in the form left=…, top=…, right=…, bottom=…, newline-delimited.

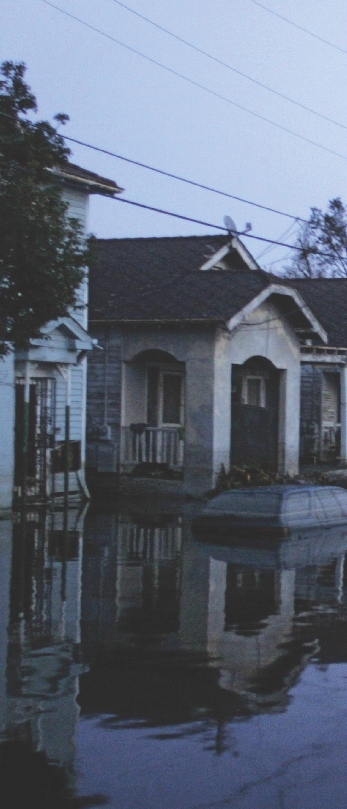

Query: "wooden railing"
left=121, top=426, right=184, bottom=469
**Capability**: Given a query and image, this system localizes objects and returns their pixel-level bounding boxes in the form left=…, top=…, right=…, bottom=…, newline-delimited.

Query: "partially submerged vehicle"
left=191, top=485, right=347, bottom=541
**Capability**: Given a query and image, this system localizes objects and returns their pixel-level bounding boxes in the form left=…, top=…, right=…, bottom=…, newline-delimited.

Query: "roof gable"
left=285, top=278, right=347, bottom=348
left=200, top=236, right=259, bottom=271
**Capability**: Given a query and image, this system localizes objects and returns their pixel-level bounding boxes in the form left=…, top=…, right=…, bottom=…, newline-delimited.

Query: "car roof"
left=212, top=485, right=345, bottom=496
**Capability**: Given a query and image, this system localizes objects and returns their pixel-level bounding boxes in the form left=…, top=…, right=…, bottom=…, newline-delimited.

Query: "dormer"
left=200, top=236, right=259, bottom=272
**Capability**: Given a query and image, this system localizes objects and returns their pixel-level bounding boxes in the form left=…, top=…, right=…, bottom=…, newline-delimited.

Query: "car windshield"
left=208, top=490, right=281, bottom=516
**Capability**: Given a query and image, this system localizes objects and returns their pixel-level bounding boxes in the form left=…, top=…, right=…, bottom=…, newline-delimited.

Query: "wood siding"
left=86, top=327, right=122, bottom=472
left=61, top=187, right=89, bottom=329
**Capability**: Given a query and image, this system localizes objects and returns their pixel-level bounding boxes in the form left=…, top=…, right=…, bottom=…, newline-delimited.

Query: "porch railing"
left=121, top=426, right=184, bottom=469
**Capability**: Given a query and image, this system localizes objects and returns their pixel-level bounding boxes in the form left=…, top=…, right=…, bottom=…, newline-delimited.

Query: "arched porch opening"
left=121, top=349, right=185, bottom=478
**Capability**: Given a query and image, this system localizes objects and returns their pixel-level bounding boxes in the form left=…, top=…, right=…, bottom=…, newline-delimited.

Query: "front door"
left=231, top=359, right=279, bottom=471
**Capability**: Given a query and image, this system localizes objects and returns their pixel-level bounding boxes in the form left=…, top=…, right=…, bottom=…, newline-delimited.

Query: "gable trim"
left=226, top=283, right=328, bottom=344
left=40, top=316, right=92, bottom=344
left=200, top=237, right=259, bottom=271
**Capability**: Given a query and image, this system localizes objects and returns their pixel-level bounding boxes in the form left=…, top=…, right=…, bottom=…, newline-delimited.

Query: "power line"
left=63, top=133, right=308, bottom=223
left=112, top=196, right=338, bottom=259
left=111, top=0, right=347, bottom=131
left=41, top=1, right=347, bottom=162
left=0, top=108, right=306, bottom=221
left=248, top=0, right=347, bottom=55
left=255, top=219, right=299, bottom=259
left=0, top=108, right=340, bottom=261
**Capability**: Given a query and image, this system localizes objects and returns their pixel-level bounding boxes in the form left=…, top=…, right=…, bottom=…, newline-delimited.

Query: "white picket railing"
left=121, top=426, right=184, bottom=469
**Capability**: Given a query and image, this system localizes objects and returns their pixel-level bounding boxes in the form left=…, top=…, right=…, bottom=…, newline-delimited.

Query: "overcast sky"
left=2, top=0, right=347, bottom=271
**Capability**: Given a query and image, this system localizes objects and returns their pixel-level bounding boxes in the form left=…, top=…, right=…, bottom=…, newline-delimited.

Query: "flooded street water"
left=0, top=496, right=347, bottom=808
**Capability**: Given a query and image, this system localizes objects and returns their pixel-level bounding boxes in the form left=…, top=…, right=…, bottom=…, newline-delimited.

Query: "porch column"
left=22, top=360, right=31, bottom=510
left=64, top=365, right=71, bottom=510
left=340, top=365, right=347, bottom=465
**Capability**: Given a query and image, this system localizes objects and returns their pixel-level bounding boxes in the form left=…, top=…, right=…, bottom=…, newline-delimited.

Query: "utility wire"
left=0, top=108, right=307, bottom=222
left=63, top=133, right=308, bottom=223
left=112, top=196, right=339, bottom=260
left=248, top=0, right=347, bottom=55
left=0, top=109, right=340, bottom=261
left=255, top=219, right=299, bottom=259
left=41, top=2, right=347, bottom=162
left=111, top=0, right=347, bottom=131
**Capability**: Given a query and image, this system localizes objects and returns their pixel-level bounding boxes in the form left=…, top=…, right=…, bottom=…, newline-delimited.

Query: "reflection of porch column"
left=340, top=365, right=347, bottom=465
left=335, top=554, right=345, bottom=603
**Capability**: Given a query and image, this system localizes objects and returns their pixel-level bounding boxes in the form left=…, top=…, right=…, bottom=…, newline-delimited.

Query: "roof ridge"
left=96, top=234, right=228, bottom=244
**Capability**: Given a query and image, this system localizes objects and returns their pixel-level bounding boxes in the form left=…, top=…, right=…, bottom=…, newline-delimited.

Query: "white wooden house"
left=0, top=162, right=122, bottom=512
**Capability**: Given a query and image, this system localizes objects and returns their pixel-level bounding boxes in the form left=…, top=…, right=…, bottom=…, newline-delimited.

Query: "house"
left=86, top=234, right=328, bottom=495
left=291, top=279, right=347, bottom=465
left=0, top=162, right=122, bottom=512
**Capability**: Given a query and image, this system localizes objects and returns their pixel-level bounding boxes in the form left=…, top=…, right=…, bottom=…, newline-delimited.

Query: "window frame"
left=146, top=364, right=185, bottom=428
left=241, top=375, right=266, bottom=408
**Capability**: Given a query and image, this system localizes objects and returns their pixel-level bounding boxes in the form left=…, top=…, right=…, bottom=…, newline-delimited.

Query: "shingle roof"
left=55, top=162, right=123, bottom=194
left=288, top=278, right=347, bottom=348
left=89, top=235, right=269, bottom=321
left=89, top=236, right=347, bottom=348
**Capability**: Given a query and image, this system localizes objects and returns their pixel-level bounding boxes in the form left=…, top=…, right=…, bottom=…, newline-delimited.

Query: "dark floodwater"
left=0, top=496, right=347, bottom=808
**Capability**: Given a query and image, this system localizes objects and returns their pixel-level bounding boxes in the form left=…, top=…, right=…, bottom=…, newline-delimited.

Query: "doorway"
left=231, top=357, right=279, bottom=471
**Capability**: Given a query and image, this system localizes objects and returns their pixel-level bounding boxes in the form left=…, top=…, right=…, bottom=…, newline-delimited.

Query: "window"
left=242, top=376, right=266, bottom=407
left=146, top=366, right=184, bottom=427
left=283, top=492, right=312, bottom=523
left=315, top=490, right=342, bottom=521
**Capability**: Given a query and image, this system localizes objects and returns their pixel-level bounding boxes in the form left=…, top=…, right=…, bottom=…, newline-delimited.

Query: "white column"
left=0, top=353, right=15, bottom=511
left=340, top=365, right=347, bottom=465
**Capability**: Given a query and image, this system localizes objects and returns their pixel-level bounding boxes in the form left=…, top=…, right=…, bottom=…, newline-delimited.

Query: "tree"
left=285, top=198, right=347, bottom=278
left=0, top=61, right=89, bottom=356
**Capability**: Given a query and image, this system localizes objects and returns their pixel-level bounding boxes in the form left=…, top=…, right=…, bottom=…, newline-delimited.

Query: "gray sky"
left=2, top=0, right=347, bottom=271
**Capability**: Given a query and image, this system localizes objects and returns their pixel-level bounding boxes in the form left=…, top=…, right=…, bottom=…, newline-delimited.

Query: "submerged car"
left=191, top=484, right=347, bottom=541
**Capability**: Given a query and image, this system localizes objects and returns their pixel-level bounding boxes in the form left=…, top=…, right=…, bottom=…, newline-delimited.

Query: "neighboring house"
left=86, top=234, right=327, bottom=495
left=292, top=279, right=347, bottom=465
left=0, top=162, right=122, bottom=512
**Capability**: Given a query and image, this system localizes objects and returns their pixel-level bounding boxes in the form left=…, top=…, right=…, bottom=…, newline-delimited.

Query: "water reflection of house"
left=79, top=502, right=347, bottom=724
left=81, top=503, right=183, bottom=652
left=0, top=509, right=85, bottom=788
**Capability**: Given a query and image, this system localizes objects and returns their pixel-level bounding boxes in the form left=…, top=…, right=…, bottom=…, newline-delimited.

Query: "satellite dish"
left=223, top=215, right=237, bottom=236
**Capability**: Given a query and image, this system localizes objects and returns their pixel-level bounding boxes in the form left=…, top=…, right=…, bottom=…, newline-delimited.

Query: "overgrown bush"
left=211, top=464, right=289, bottom=495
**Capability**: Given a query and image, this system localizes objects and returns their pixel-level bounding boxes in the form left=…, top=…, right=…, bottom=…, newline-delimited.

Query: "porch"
left=120, top=425, right=184, bottom=478
left=121, top=348, right=185, bottom=479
